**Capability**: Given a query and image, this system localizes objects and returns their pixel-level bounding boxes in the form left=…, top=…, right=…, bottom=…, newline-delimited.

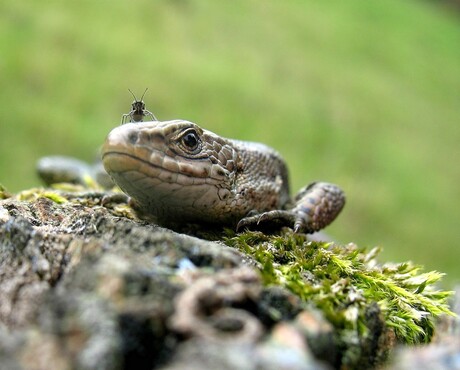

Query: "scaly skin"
left=102, top=120, right=345, bottom=233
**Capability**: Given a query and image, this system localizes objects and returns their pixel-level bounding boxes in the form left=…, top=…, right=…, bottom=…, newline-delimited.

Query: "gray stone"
left=0, top=191, right=452, bottom=369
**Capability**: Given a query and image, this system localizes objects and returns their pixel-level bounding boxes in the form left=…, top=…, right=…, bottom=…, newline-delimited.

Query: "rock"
left=0, top=192, right=332, bottom=369
left=0, top=189, right=454, bottom=369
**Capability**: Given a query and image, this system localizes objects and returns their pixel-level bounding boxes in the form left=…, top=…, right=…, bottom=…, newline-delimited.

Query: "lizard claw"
left=236, top=210, right=296, bottom=233
left=101, top=192, right=130, bottom=207
left=257, top=212, right=275, bottom=224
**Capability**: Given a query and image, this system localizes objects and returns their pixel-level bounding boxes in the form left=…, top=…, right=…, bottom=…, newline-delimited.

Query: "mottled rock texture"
left=0, top=191, right=456, bottom=369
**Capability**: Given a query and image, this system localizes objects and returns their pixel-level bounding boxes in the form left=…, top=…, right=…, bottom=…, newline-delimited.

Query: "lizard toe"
left=237, top=210, right=297, bottom=233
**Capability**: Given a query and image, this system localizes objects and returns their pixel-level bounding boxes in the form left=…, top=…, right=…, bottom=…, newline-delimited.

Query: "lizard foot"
left=236, top=182, right=345, bottom=234
left=101, top=192, right=130, bottom=207
left=236, top=210, right=297, bottom=234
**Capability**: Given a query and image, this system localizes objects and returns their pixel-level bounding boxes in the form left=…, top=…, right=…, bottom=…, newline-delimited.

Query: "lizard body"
left=102, top=120, right=345, bottom=233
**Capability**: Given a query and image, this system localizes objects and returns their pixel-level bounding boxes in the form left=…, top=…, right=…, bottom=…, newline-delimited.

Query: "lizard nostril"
left=128, top=131, right=138, bottom=145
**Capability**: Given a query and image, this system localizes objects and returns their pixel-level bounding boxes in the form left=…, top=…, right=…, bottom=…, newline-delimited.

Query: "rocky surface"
left=0, top=190, right=457, bottom=369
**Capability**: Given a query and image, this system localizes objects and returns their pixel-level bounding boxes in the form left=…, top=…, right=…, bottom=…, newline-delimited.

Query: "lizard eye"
left=181, top=130, right=200, bottom=151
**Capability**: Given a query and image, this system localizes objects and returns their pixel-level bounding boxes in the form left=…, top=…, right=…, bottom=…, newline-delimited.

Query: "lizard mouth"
left=102, top=151, right=165, bottom=176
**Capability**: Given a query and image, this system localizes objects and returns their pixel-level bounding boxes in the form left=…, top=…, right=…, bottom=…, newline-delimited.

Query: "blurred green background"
left=1, top=0, right=459, bottom=285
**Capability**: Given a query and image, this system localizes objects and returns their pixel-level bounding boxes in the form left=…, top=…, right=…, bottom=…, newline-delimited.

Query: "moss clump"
left=225, top=231, right=454, bottom=346
left=16, top=188, right=69, bottom=204
left=0, top=184, right=11, bottom=200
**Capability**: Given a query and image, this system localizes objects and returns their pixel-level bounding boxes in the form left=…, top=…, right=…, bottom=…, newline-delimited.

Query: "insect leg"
left=121, top=112, right=133, bottom=124
left=144, top=110, right=158, bottom=121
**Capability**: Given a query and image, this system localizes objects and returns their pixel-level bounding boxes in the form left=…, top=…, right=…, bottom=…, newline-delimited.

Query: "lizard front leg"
left=236, top=182, right=345, bottom=233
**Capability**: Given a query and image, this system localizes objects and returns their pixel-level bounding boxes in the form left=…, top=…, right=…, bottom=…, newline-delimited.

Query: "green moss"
left=0, top=184, right=11, bottom=200
left=225, top=231, right=454, bottom=345
left=42, top=191, right=68, bottom=204
left=16, top=188, right=68, bottom=204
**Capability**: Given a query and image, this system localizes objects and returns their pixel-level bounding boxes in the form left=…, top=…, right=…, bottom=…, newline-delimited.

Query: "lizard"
left=101, top=120, right=345, bottom=233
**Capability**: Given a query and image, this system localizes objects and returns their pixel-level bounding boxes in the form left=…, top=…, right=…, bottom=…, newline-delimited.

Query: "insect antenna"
left=128, top=89, right=138, bottom=101
left=140, top=88, right=149, bottom=101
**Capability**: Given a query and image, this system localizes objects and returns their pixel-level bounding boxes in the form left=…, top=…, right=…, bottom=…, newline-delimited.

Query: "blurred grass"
left=0, top=0, right=459, bottom=284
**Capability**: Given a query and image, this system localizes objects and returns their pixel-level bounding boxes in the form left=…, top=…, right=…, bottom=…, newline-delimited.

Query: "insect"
left=121, top=88, right=158, bottom=124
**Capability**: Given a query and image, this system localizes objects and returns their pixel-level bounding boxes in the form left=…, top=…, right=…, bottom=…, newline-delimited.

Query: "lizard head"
left=102, top=120, right=240, bottom=224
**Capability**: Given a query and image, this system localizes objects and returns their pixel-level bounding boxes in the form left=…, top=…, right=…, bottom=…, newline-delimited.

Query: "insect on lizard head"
left=129, top=88, right=148, bottom=110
